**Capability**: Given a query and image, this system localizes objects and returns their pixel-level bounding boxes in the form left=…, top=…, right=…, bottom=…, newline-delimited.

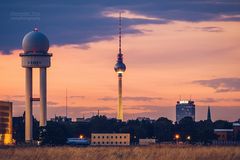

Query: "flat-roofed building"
left=139, top=138, right=156, bottom=145
left=214, top=129, right=233, bottom=141
left=0, top=101, right=13, bottom=145
left=50, top=116, right=72, bottom=123
left=233, top=123, right=240, bottom=140
left=91, top=133, right=130, bottom=146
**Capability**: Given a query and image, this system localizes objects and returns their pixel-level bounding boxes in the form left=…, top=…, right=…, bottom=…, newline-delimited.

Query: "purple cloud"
left=193, top=77, right=240, bottom=92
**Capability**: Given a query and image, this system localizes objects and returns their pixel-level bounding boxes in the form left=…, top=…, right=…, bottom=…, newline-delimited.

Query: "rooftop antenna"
left=65, top=88, right=68, bottom=118
left=119, top=12, right=122, bottom=53
left=97, top=109, right=100, bottom=116
left=33, top=24, right=38, bottom=32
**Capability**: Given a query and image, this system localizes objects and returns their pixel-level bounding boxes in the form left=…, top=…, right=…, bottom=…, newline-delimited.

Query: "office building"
left=0, top=101, right=13, bottom=145
left=176, top=100, right=195, bottom=122
left=91, top=133, right=130, bottom=146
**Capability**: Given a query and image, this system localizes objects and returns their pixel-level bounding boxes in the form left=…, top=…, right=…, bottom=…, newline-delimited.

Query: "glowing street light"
left=186, top=135, right=191, bottom=141
left=175, top=134, right=180, bottom=140
left=79, top=134, right=84, bottom=139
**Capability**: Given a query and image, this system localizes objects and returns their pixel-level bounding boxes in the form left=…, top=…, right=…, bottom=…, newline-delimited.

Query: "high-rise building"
left=19, top=28, right=52, bottom=143
left=0, top=101, right=13, bottom=145
left=114, top=13, right=126, bottom=121
left=176, top=100, right=195, bottom=123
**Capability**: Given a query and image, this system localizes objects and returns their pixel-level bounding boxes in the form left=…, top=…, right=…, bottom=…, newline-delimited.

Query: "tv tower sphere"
left=20, top=28, right=52, bottom=143
left=114, top=56, right=126, bottom=73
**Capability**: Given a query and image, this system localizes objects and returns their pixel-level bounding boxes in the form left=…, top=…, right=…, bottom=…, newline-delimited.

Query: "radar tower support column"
left=25, top=67, right=33, bottom=142
left=40, top=67, right=47, bottom=127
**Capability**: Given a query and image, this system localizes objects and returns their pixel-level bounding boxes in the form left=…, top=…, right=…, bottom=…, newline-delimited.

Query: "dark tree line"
left=13, top=115, right=234, bottom=145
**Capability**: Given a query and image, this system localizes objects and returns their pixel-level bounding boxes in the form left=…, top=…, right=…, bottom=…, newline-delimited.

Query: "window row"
left=28, top=61, right=42, bottom=65
left=93, top=135, right=127, bottom=139
left=93, top=141, right=127, bottom=145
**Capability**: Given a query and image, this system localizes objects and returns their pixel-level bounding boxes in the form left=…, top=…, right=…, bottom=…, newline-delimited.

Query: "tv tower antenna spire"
left=119, top=12, right=122, bottom=53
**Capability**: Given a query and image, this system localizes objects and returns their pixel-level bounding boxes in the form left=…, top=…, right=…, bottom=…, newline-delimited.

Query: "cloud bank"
left=1, top=0, right=240, bottom=54
left=193, top=77, right=240, bottom=92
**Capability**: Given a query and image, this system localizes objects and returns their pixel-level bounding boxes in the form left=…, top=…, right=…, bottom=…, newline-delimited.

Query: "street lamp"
left=186, top=135, right=191, bottom=141
left=175, top=134, right=180, bottom=140
left=79, top=134, right=84, bottom=139
left=174, top=134, right=180, bottom=144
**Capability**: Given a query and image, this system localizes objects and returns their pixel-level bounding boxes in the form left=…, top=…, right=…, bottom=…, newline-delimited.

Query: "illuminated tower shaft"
left=117, top=73, right=123, bottom=120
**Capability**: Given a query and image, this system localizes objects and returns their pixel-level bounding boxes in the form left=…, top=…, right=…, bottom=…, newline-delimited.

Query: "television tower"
left=20, top=28, right=52, bottom=143
left=114, top=13, right=126, bottom=121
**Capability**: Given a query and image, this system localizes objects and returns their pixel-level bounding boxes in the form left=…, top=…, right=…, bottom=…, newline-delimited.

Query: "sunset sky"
left=0, top=0, right=240, bottom=121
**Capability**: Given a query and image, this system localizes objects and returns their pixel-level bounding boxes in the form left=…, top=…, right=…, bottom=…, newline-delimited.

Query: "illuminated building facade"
left=0, top=101, right=13, bottom=145
left=176, top=100, right=195, bottom=122
left=91, top=133, right=130, bottom=146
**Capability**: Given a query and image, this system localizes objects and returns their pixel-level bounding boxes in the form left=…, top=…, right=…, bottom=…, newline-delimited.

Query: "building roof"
left=233, top=123, right=240, bottom=127
left=214, top=129, right=233, bottom=132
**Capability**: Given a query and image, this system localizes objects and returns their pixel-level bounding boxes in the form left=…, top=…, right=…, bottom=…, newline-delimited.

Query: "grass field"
left=0, top=145, right=240, bottom=160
